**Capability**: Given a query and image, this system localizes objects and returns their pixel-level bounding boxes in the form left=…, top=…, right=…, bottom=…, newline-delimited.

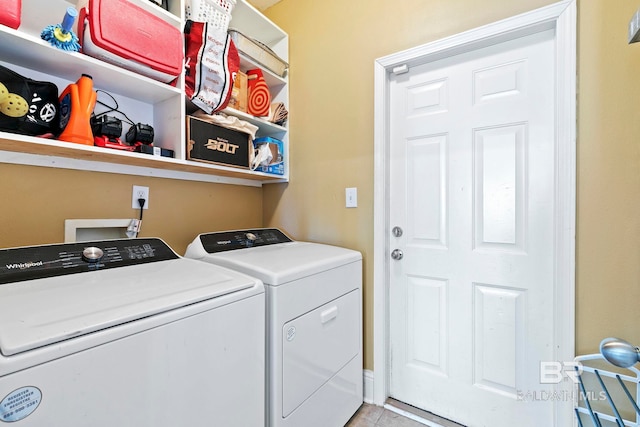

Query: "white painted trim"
left=550, top=2, right=577, bottom=426
left=372, top=2, right=577, bottom=425
left=363, top=369, right=375, bottom=404
left=0, top=151, right=265, bottom=187
left=373, top=52, right=390, bottom=407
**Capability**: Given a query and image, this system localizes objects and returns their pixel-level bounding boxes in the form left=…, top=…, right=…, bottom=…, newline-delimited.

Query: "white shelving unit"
left=0, top=0, right=288, bottom=186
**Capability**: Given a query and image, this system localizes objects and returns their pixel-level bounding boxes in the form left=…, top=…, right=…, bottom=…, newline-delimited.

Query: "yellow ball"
left=0, top=83, right=8, bottom=105
left=1, top=93, right=29, bottom=118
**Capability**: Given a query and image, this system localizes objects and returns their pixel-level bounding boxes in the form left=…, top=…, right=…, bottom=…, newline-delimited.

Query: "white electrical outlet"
left=132, top=185, right=149, bottom=209
left=345, top=187, right=358, bottom=208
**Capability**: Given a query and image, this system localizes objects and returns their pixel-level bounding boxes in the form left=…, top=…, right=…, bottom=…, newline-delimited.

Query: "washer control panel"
left=0, top=238, right=179, bottom=285
left=199, top=228, right=292, bottom=253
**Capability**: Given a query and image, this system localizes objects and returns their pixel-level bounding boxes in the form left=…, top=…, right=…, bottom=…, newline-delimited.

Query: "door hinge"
left=392, top=64, right=409, bottom=75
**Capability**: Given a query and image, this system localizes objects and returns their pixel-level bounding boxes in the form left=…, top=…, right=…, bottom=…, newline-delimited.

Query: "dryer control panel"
left=199, top=228, right=292, bottom=253
left=0, top=238, right=178, bottom=285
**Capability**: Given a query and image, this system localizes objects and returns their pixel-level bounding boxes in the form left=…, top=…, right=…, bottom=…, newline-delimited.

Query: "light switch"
left=346, top=187, right=358, bottom=208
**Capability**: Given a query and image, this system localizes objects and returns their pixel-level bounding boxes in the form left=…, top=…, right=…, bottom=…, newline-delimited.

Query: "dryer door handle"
left=320, top=306, right=338, bottom=324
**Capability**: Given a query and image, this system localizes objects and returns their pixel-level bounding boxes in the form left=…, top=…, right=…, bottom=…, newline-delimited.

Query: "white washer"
left=0, top=238, right=264, bottom=426
left=185, top=228, right=363, bottom=427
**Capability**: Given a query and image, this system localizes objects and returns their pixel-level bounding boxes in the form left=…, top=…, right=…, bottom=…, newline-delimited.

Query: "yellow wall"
left=577, top=2, right=640, bottom=354
left=0, top=164, right=263, bottom=255
left=262, top=0, right=640, bottom=370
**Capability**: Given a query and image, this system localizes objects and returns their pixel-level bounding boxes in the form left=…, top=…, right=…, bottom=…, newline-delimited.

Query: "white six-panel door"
left=389, top=28, right=557, bottom=427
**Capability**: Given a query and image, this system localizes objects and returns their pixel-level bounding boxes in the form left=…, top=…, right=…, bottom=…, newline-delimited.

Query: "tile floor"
left=345, top=400, right=466, bottom=427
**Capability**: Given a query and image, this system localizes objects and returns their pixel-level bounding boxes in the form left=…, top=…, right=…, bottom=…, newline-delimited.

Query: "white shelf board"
left=239, top=54, right=288, bottom=87
left=0, top=132, right=288, bottom=185
left=0, top=26, right=181, bottom=104
left=230, top=0, right=288, bottom=50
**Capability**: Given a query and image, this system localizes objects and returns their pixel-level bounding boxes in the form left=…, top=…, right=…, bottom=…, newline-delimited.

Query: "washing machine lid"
left=0, top=238, right=260, bottom=356
left=187, top=229, right=362, bottom=286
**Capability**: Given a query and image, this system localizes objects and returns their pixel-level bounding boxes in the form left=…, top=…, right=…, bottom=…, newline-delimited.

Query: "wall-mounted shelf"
left=0, top=132, right=285, bottom=185
left=0, top=0, right=289, bottom=186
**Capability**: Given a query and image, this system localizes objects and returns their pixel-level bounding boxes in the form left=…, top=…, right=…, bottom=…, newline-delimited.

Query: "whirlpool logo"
left=5, top=261, right=43, bottom=270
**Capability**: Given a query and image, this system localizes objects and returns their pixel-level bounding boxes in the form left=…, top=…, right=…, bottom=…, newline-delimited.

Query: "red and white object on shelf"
left=185, top=0, right=236, bottom=31
left=0, top=0, right=21, bottom=30
left=76, top=0, right=183, bottom=84
left=184, top=20, right=239, bottom=114
left=247, top=68, right=271, bottom=117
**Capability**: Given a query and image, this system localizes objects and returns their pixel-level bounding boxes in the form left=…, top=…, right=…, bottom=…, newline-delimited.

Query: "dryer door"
left=282, top=289, right=360, bottom=417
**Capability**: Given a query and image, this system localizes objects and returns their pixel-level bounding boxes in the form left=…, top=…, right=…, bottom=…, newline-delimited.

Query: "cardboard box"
left=228, top=71, right=247, bottom=112
left=253, top=137, right=284, bottom=175
left=186, top=116, right=251, bottom=169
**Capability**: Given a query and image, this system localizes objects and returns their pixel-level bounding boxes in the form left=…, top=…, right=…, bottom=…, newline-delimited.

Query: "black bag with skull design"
left=0, top=64, right=60, bottom=137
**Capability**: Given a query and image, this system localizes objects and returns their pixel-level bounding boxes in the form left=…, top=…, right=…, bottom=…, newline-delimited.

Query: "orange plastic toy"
left=58, top=74, right=97, bottom=145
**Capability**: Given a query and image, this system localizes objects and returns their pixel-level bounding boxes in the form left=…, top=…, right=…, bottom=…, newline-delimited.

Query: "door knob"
left=391, top=249, right=403, bottom=260
left=392, top=226, right=403, bottom=237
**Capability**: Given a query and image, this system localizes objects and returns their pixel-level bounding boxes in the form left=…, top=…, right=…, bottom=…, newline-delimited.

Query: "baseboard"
left=363, top=369, right=374, bottom=404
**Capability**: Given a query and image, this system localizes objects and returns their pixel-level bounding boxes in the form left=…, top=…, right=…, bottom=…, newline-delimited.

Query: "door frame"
left=372, top=1, right=576, bottom=425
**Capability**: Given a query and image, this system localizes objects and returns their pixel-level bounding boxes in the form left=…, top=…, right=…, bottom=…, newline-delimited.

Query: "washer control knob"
left=82, top=247, right=104, bottom=263
left=246, top=233, right=257, bottom=241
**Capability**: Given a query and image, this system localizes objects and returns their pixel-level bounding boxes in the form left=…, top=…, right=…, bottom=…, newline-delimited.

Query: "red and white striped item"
left=184, top=20, right=239, bottom=114
left=247, top=68, right=271, bottom=117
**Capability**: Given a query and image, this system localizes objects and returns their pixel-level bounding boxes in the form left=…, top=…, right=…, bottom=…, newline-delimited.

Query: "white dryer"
left=185, top=228, right=363, bottom=427
left=0, top=238, right=265, bottom=426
